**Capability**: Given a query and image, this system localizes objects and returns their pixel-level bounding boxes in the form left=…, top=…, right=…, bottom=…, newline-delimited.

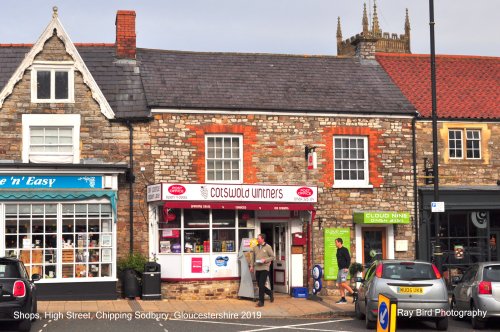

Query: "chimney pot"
left=115, top=10, right=136, bottom=59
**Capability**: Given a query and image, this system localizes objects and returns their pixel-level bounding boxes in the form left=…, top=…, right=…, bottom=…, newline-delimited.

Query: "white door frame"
left=355, top=224, right=394, bottom=264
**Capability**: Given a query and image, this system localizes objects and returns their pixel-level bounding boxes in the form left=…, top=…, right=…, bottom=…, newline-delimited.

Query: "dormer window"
left=31, top=64, right=74, bottom=103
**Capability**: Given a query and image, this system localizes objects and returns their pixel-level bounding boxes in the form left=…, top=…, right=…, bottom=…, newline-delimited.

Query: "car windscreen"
left=0, top=262, right=21, bottom=278
left=483, top=265, right=500, bottom=282
left=382, top=263, right=436, bottom=280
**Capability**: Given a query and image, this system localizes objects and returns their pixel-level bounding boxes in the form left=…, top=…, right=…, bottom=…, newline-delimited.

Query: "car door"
left=455, top=265, right=478, bottom=309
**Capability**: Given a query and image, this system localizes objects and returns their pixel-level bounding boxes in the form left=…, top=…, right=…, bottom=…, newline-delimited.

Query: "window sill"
left=332, top=184, right=374, bottom=189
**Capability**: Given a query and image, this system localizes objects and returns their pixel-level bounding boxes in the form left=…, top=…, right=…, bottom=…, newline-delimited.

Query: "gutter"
left=412, top=116, right=419, bottom=259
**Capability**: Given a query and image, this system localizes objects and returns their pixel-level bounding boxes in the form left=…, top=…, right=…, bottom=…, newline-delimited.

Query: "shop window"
left=184, top=209, right=210, bottom=253
left=156, top=208, right=255, bottom=257
left=158, top=208, right=181, bottom=254
left=31, top=65, right=74, bottom=103
left=212, top=210, right=236, bottom=253
left=205, top=134, right=243, bottom=183
left=333, top=136, right=369, bottom=187
left=448, top=129, right=481, bottom=160
left=3, top=202, right=113, bottom=280
left=22, top=114, right=80, bottom=164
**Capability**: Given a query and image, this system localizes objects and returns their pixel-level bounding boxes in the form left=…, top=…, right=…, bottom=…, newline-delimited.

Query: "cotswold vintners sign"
left=147, top=183, right=317, bottom=203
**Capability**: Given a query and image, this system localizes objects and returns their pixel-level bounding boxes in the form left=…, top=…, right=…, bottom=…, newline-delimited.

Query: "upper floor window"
left=333, top=136, right=369, bottom=188
left=448, top=129, right=481, bottom=160
left=205, top=134, right=243, bottom=183
left=22, top=114, right=80, bottom=164
left=31, top=64, right=74, bottom=103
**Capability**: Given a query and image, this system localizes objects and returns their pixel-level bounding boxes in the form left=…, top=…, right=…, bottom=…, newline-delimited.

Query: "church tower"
left=337, top=1, right=411, bottom=57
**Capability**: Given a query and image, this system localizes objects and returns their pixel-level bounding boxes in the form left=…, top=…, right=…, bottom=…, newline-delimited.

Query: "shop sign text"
left=0, top=175, right=102, bottom=189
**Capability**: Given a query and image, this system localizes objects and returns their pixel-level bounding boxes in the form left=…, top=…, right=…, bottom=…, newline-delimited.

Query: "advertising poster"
left=324, top=228, right=351, bottom=280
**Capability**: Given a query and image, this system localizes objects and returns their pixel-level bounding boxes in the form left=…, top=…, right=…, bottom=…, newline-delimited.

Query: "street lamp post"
left=429, top=0, right=442, bottom=272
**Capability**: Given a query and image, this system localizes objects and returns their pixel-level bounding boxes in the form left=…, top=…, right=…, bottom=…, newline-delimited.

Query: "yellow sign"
left=377, top=293, right=397, bottom=332
left=397, top=286, right=423, bottom=294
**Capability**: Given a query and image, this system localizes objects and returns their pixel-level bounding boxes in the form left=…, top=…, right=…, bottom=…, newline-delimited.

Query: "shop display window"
left=3, top=202, right=114, bottom=280
left=157, top=208, right=255, bottom=256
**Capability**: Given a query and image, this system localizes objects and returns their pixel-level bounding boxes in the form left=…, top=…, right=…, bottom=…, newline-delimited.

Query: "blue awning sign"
left=0, top=175, right=102, bottom=189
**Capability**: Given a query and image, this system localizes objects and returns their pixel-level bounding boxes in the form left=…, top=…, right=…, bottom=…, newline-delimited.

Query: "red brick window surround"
left=320, top=127, right=383, bottom=188
left=186, top=124, right=258, bottom=184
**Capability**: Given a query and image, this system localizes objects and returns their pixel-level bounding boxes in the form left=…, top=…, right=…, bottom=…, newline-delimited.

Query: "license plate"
left=398, top=287, right=423, bottom=294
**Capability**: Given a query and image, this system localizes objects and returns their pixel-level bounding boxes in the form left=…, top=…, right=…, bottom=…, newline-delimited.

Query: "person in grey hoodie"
left=250, top=234, right=275, bottom=307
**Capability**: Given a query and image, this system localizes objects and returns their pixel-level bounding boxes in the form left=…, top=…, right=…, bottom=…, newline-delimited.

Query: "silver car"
left=355, top=260, right=449, bottom=330
left=451, top=262, right=500, bottom=329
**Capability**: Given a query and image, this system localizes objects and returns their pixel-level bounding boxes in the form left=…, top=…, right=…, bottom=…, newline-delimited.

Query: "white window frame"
left=22, top=114, right=81, bottom=164
left=205, top=134, right=243, bottom=184
left=30, top=63, right=75, bottom=103
left=448, top=129, right=463, bottom=159
left=465, top=129, right=481, bottom=160
left=448, top=128, right=482, bottom=160
left=332, top=136, right=372, bottom=188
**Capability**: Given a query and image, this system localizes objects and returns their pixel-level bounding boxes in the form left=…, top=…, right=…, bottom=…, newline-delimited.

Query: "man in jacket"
left=335, top=237, right=355, bottom=304
left=250, top=234, right=275, bottom=307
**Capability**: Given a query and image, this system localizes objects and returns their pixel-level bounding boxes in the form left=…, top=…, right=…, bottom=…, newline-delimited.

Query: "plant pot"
left=122, top=268, right=141, bottom=299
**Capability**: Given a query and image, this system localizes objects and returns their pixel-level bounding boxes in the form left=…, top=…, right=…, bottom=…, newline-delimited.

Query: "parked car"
left=451, top=262, right=500, bottom=329
left=0, top=257, right=40, bottom=331
left=355, top=260, right=449, bottom=330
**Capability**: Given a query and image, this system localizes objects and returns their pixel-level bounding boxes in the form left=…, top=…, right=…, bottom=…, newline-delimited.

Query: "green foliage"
left=117, top=252, right=149, bottom=274
left=349, top=262, right=364, bottom=277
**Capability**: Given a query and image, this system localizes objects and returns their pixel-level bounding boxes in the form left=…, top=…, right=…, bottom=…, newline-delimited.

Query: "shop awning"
left=0, top=190, right=117, bottom=222
left=163, top=201, right=315, bottom=211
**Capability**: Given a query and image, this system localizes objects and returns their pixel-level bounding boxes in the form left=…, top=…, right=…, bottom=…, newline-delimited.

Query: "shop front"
left=353, top=211, right=411, bottom=267
left=419, top=187, right=500, bottom=269
left=147, top=183, right=317, bottom=299
left=0, top=167, right=124, bottom=300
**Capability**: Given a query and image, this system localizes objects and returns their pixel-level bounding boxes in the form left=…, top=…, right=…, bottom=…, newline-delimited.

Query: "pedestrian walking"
left=335, top=238, right=356, bottom=304
left=249, top=234, right=275, bottom=307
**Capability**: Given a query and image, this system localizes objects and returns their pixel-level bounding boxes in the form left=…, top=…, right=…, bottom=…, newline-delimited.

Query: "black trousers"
left=256, top=270, right=272, bottom=304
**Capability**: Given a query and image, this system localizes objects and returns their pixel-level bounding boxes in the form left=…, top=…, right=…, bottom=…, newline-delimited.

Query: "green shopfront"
left=353, top=211, right=411, bottom=267
left=0, top=167, right=125, bottom=300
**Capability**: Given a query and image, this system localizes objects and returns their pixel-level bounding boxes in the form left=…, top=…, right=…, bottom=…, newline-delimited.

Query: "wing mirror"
left=451, top=275, right=462, bottom=284
left=31, top=274, right=41, bottom=282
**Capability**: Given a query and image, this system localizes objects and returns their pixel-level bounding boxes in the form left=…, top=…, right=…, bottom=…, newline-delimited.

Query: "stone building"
left=0, top=8, right=419, bottom=300
left=139, top=25, right=417, bottom=299
left=377, top=53, right=500, bottom=272
left=0, top=9, right=151, bottom=299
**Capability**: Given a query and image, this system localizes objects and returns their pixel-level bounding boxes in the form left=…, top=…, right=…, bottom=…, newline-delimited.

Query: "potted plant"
left=117, top=252, right=148, bottom=299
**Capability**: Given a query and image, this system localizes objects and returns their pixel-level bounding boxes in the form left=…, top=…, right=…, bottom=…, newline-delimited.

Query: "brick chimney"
left=115, top=10, right=136, bottom=59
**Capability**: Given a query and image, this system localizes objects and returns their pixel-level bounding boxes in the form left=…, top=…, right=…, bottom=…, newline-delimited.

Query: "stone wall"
left=415, top=121, right=500, bottom=186
left=161, top=280, right=240, bottom=300
left=0, top=34, right=152, bottom=260
left=151, top=113, right=416, bottom=293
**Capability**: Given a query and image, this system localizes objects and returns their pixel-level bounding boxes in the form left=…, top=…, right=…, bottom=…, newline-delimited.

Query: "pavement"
left=37, top=294, right=355, bottom=319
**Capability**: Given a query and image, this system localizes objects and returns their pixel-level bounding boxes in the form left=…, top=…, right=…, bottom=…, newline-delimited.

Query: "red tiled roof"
left=376, top=53, right=500, bottom=119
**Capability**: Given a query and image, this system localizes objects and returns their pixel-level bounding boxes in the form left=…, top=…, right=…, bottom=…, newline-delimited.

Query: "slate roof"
left=137, top=49, right=416, bottom=115
left=0, top=45, right=149, bottom=119
left=0, top=44, right=416, bottom=117
left=376, top=53, right=500, bottom=119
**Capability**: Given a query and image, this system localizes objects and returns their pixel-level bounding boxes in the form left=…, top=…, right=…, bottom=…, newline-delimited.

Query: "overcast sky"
left=1, top=0, right=498, bottom=56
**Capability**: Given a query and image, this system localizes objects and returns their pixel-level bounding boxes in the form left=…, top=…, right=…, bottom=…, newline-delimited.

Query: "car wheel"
left=365, top=304, right=375, bottom=329
left=355, top=299, right=365, bottom=320
left=435, top=317, right=448, bottom=331
left=32, top=298, right=38, bottom=321
left=471, top=303, right=486, bottom=329
left=18, top=317, right=32, bottom=332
